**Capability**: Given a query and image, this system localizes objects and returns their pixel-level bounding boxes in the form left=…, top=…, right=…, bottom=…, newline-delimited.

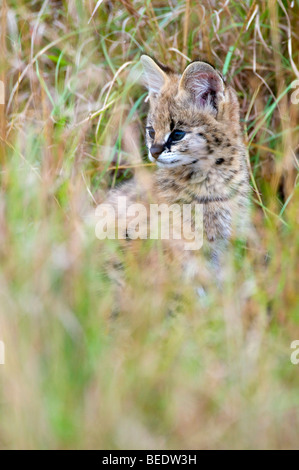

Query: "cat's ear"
left=140, top=55, right=167, bottom=95
left=179, top=61, right=225, bottom=115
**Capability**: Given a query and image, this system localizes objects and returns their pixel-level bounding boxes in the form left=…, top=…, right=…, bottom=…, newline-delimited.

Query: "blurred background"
left=0, top=0, right=299, bottom=449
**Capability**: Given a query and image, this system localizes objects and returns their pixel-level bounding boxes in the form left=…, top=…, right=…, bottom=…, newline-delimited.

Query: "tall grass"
left=0, top=0, right=298, bottom=449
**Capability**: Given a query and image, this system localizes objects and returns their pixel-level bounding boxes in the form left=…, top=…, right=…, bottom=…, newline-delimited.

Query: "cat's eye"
left=147, top=127, right=155, bottom=139
left=170, top=130, right=186, bottom=141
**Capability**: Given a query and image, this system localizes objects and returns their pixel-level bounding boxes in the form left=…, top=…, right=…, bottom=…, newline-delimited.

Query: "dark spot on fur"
left=161, top=179, right=179, bottom=190
left=223, top=173, right=234, bottom=183
left=176, top=120, right=189, bottom=128
left=216, top=158, right=225, bottom=165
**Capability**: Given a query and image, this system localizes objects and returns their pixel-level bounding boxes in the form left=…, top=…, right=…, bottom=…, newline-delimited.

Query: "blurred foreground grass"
left=0, top=0, right=299, bottom=449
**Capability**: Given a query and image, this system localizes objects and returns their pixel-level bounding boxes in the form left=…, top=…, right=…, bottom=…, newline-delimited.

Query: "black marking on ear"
left=216, top=158, right=225, bottom=165
left=141, top=54, right=174, bottom=74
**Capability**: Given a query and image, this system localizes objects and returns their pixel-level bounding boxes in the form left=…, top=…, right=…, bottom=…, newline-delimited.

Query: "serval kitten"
left=106, top=55, right=251, bottom=285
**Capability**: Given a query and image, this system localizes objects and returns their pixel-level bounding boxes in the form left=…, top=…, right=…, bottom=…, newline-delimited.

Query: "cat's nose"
left=150, top=143, right=165, bottom=159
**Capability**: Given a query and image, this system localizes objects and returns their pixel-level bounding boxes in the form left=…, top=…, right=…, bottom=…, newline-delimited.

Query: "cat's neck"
left=154, top=166, right=239, bottom=205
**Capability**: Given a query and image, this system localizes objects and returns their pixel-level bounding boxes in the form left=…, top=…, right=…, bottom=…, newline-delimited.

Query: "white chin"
left=148, top=152, right=183, bottom=167
left=156, top=159, right=182, bottom=168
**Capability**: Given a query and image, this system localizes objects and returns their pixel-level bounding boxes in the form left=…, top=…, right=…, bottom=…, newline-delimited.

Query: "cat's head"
left=140, top=55, right=243, bottom=171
